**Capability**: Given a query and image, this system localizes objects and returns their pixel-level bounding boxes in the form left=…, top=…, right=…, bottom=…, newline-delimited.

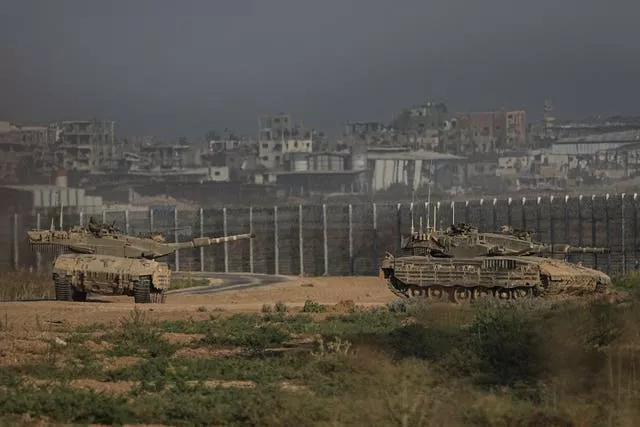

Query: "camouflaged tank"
left=380, top=223, right=612, bottom=302
left=27, top=218, right=255, bottom=304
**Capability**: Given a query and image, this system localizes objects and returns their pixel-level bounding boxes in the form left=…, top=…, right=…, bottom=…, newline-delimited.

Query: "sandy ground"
left=0, top=276, right=395, bottom=332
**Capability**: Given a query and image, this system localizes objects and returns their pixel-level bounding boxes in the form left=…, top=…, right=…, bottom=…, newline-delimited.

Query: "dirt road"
left=0, top=276, right=394, bottom=331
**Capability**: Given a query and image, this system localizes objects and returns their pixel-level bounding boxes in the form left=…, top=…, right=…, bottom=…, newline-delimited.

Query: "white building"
left=258, top=138, right=312, bottom=169
left=366, top=148, right=466, bottom=192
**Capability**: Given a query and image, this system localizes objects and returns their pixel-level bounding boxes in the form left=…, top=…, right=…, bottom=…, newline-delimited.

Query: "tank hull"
left=51, top=254, right=171, bottom=303
left=381, top=254, right=611, bottom=303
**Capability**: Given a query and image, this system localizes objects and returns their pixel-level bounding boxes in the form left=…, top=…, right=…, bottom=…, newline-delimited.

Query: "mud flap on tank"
left=134, top=276, right=167, bottom=304
left=134, top=277, right=152, bottom=304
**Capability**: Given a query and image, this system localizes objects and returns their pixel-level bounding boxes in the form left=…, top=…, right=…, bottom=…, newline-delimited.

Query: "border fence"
left=3, top=192, right=640, bottom=277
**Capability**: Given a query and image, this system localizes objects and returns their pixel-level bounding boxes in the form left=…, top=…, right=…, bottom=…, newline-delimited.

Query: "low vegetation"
left=1, top=291, right=639, bottom=426
left=0, top=268, right=52, bottom=301
left=169, top=276, right=211, bottom=290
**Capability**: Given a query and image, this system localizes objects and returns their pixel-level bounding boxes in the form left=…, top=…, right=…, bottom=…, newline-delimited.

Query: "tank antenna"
left=433, top=201, right=437, bottom=231
left=426, top=182, right=431, bottom=232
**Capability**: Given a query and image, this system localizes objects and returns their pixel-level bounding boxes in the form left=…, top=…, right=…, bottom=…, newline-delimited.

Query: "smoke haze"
left=1, top=0, right=639, bottom=138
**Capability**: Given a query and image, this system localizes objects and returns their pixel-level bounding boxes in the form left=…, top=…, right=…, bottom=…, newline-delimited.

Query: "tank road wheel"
left=473, top=287, right=493, bottom=300
left=409, top=288, right=425, bottom=298
left=496, top=288, right=511, bottom=300
left=134, top=277, right=152, bottom=304
left=54, top=274, right=72, bottom=301
left=511, top=288, right=532, bottom=299
left=427, top=287, right=445, bottom=302
left=453, top=287, right=472, bottom=303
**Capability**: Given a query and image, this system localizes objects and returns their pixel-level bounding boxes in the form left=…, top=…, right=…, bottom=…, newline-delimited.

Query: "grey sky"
left=1, top=0, right=639, bottom=140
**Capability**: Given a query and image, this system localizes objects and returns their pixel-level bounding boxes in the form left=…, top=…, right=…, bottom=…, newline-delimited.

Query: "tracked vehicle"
left=380, top=223, right=612, bottom=302
left=27, top=218, right=255, bottom=304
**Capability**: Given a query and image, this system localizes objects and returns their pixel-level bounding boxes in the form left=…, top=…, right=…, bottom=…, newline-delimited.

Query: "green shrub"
left=301, top=300, right=326, bottom=313
left=274, top=301, right=288, bottom=313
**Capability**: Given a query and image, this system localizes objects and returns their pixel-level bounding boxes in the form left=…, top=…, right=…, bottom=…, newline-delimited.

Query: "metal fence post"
left=549, top=196, right=555, bottom=256
left=298, top=204, right=304, bottom=276
left=199, top=207, right=204, bottom=272
left=536, top=197, right=542, bottom=240
left=564, top=195, right=569, bottom=243
left=396, top=204, right=402, bottom=250
left=13, top=213, right=19, bottom=271
left=149, top=208, right=154, bottom=232
left=451, top=201, right=455, bottom=225
left=348, top=204, right=354, bottom=275
left=79, top=211, right=84, bottom=227
left=223, top=207, right=229, bottom=273
left=479, top=198, right=484, bottom=229
left=507, top=197, right=512, bottom=226
left=273, top=205, right=279, bottom=275
left=174, top=208, right=180, bottom=272
left=634, top=194, right=638, bottom=270
left=125, top=210, right=130, bottom=235
left=372, top=203, right=378, bottom=274
left=36, top=212, right=41, bottom=272
left=492, top=198, right=497, bottom=229
left=578, top=195, right=583, bottom=246
left=605, top=193, right=611, bottom=275
left=102, top=210, right=106, bottom=224
left=591, top=194, right=598, bottom=270
left=410, top=201, right=414, bottom=232
left=322, top=203, right=328, bottom=276
left=249, top=206, right=254, bottom=274
left=622, top=193, right=626, bottom=274
left=465, top=200, right=470, bottom=223
left=521, top=197, right=527, bottom=230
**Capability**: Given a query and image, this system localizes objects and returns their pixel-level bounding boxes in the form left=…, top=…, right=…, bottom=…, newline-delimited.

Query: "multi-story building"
left=0, top=121, right=57, bottom=183
left=343, top=121, right=387, bottom=136
left=257, top=113, right=313, bottom=169
left=450, top=109, right=527, bottom=154
left=54, top=120, right=116, bottom=171
left=505, top=110, right=527, bottom=147
left=392, top=101, right=450, bottom=132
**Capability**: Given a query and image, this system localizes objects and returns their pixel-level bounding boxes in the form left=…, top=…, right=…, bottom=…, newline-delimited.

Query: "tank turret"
left=27, top=227, right=255, bottom=260
left=27, top=220, right=255, bottom=304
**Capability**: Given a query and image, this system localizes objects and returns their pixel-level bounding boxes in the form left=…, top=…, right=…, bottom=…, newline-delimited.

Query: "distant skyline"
left=1, top=0, right=639, bottom=140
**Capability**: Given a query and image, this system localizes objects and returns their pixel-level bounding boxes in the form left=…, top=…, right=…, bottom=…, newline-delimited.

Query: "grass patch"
left=0, top=268, right=52, bottom=301
left=4, top=296, right=640, bottom=425
left=170, top=276, right=211, bottom=290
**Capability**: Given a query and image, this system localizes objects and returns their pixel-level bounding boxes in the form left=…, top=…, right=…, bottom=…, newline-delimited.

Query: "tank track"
left=53, top=274, right=88, bottom=302
left=386, top=275, right=537, bottom=303
left=134, top=276, right=167, bottom=304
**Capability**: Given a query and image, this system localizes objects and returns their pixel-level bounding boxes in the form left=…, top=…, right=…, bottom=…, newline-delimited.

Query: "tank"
left=27, top=217, right=255, bottom=303
left=380, top=223, right=612, bottom=302
left=52, top=254, right=171, bottom=304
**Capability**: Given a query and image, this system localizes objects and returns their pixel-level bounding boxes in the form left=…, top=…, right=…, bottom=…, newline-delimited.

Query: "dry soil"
left=0, top=276, right=394, bottom=332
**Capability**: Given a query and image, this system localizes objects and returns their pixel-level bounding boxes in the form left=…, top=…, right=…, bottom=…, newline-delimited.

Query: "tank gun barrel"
left=185, top=233, right=255, bottom=249
left=167, top=233, right=255, bottom=252
left=149, top=232, right=255, bottom=259
left=521, top=243, right=611, bottom=255
left=563, top=245, right=610, bottom=254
